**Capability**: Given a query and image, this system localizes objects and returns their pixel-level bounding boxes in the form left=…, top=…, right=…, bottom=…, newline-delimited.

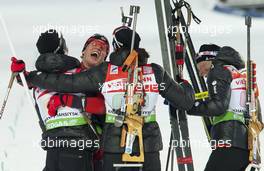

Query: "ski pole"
left=18, top=72, right=36, bottom=110
left=0, top=72, right=18, bottom=119
left=245, top=15, right=252, bottom=122
left=165, top=134, right=173, bottom=171
left=0, top=13, right=37, bottom=117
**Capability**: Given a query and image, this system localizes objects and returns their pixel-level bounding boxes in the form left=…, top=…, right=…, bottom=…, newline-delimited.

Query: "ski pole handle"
left=245, top=16, right=252, bottom=28
left=0, top=72, right=18, bottom=119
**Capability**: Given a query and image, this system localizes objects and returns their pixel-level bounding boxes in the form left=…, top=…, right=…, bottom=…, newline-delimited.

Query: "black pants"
left=43, top=148, right=93, bottom=171
left=205, top=147, right=249, bottom=171
left=103, top=152, right=161, bottom=171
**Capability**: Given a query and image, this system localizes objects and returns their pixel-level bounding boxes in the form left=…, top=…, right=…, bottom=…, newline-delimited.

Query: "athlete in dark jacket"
left=11, top=30, right=109, bottom=171
left=27, top=26, right=195, bottom=171
left=188, top=44, right=250, bottom=171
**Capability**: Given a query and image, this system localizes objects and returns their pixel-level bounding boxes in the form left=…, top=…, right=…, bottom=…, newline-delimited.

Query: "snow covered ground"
left=0, top=0, right=263, bottom=170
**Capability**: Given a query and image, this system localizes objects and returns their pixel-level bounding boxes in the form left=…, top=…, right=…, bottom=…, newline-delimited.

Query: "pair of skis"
left=155, top=0, right=212, bottom=170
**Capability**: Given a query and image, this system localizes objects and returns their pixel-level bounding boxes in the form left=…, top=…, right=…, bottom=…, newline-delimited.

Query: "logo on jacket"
left=110, top=65, right=118, bottom=74
left=212, top=80, right=217, bottom=94
left=143, top=66, right=153, bottom=74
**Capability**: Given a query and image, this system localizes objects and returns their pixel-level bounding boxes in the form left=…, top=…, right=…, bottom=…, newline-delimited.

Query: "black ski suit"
left=27, top=48, right=195, bottom=171
left=188, top=46, right=254, bottom=171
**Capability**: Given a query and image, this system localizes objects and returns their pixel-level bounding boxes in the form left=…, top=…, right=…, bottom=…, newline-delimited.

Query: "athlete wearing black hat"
left=26, top=26, right=195, bottom=171
left=188, top=44, right=252, bottom=171
left=11, top=30, right=110, bottom=171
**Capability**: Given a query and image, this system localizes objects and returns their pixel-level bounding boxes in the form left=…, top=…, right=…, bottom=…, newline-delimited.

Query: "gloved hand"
left=47, top=95, right=62, bottom=116
left=11, top=57, right=25, bottom=72
left=47, top=93, right=106, bottom=116
left=47, top=94, right=83, bottom=116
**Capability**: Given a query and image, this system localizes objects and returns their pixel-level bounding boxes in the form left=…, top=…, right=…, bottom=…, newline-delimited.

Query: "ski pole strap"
left=181, top=0, right=201, bottom=25
left=105, top=113, right=156, bottom=123
left=122, top=50, right=138, bottom=72
left=172, top=0, right=201, bottom=25
left=195, top=91, right=209, bottom=100
left=190, top=10, right=201, bottom=25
